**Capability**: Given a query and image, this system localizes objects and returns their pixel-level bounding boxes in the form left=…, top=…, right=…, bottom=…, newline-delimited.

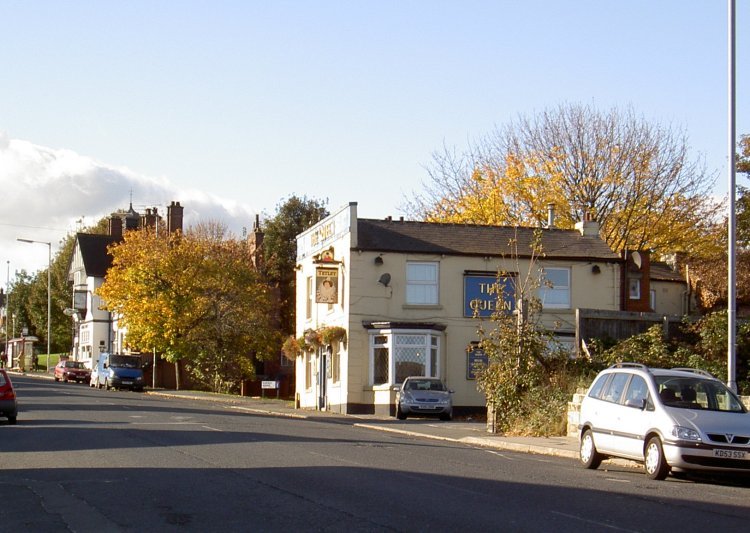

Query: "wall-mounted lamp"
left=378, top=273, right=391, bottom=287
left=591, top=265, right=601, bottom=274
left=374, top=255, right=384, bottom=265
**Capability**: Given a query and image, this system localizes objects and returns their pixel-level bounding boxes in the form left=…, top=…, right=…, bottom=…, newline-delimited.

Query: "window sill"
left=365, top=384, right=395, bottom=391
left=402, top=304, right=443, bottom=310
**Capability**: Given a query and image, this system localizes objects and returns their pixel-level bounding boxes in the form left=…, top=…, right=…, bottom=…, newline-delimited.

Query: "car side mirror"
left=625, top=398, right=647, bottom=410
left=449, top=390, right=455, bottom=394
left=103, top=364, right=108, bottom=369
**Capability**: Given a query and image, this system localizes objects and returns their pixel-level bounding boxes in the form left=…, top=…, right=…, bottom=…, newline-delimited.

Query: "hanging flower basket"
left=282, top=335, right=303, bottom=361
left=303, top=328, right=322, bottom=351
left=320, top=326, right=347, bottom=347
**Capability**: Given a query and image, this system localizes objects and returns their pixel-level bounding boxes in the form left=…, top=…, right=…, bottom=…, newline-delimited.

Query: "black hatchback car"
left=0, top=369, right=18, bottom=424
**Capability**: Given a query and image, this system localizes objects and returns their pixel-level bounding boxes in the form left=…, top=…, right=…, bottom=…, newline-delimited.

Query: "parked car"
left=393, top=376, right=453, bottom=421
left=94, top=353, right=145, bottom=391
left=0, top=369, right=18, bottom=425
left=579, top=363, right=750, bottom=480
left=54, top=360, right=91, bottom=384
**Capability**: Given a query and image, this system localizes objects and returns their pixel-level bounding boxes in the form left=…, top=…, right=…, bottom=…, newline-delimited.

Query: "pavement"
left=12, top=369, right=586, bottom=461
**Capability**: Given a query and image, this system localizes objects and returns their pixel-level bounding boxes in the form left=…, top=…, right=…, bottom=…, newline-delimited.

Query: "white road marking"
left=550, top=510, right=639, bottom=531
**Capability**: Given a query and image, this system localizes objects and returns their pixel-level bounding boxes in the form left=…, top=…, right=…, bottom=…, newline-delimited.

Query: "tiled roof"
left=650, top=261, right=685, bottom=282
left=356, top=219, right=620, bottom=261
left=75, top=233, right=121, bottom=277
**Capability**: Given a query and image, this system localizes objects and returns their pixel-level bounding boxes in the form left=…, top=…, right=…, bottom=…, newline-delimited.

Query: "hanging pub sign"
left=316, top=267, right=339, bottom=304
left=463, top=273, right=516, bottom=318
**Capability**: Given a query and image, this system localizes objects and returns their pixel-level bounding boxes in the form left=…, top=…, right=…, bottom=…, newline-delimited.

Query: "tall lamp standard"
left=17, top=239, right=51, bottom=372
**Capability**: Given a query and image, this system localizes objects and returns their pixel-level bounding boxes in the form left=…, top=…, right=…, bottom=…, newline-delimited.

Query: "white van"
left=579, top=363, right=750, bottom=480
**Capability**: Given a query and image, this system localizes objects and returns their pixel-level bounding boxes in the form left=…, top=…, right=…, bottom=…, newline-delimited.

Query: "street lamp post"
left=17, top=239, right=52, bottom=372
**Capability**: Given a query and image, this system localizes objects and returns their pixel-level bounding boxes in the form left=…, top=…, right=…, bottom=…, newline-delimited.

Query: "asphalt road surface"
left=2, top=375, right=750, bottom=532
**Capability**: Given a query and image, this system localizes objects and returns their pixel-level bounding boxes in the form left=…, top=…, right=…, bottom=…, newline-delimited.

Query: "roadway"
left=1, top=375, right=749, bottom=532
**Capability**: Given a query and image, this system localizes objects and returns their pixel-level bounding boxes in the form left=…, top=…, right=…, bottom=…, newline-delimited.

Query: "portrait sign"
left=316, top=267, right=339, bottom=304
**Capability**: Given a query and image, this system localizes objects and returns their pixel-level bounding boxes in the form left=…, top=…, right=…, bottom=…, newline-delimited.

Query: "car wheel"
left=439, top=410, right=453, bottom=421
left=54, top=376, right=59, bottom=382
left=105, top=379, right=111, bottom=391
left=8, top=416, right=17, bottom=425
left=580, top=429, right=603, bottom=469
left=644, top=436, right=669, bottom=480
left=396, top=405, right=407, bottom=420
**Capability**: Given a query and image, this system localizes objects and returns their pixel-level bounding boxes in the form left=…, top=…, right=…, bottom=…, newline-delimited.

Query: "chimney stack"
left=575, top=211, right=600, bottom=237
left=167, top=201, right=184, bottom=234
left=547, top=203, right=555, bottom=228
left=141, top=207, right=159, bottom=230
left=247, top=214, right=264, bottom=269
left=108, top=215, right=123, bottom=239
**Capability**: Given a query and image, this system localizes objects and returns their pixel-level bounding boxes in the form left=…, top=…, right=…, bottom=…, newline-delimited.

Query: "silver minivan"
left=579, top=363, right=750, bottom=480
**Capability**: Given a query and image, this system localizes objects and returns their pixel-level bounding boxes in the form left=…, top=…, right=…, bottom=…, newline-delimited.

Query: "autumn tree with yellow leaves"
left=97, top=222, right=278, bottom=393
left=405, top=103, right=723, bottom=258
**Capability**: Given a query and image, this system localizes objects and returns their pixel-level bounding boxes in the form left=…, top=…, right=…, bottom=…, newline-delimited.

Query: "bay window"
left=370, top=329, right=442, bottom=386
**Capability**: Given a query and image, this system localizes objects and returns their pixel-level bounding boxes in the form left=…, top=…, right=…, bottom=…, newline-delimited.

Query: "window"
left=629, top=277, right=641, bottom=300
left=372, top=335, right=389, bottom=385
left=305, top=352, right=314, bottom=390
left=305, top=276, right=313, bottom=319
left=406, top=262, right=439, bottom=305
left=331, top=342, right=340, bottom=383
left=538, top=268, right=570, bottom=308
left=625, top=375, right=649, bottom=405
left=602, top=373, right=629, bottom=403
left=370, top=330, right=442, bottom=385
left=588, top=374, right=610, bottom=399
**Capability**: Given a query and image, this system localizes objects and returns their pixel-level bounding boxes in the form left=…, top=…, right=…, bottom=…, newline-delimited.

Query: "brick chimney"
left=167, top=201, right=184, bottom=234
left=247, top=214, right=264, bottom=269
left=140, top=207, right=159, bottom=230
left=622, top=249, right=652, bottom=312
left=108, top=214, right=123, bottom=238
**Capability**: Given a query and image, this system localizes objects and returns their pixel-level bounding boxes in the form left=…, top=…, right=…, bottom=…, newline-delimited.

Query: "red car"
left=0, top=369, right=18, bottom=424
left=54, top=360, right=91, bottom=384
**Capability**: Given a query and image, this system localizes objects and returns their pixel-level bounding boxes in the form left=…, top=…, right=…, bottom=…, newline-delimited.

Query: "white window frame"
left=305, top=351, right=314, bottom=390
left=539, top=267, right=570, bottom=309
left=369, top=329, right=442, bottom=386
left=629, top=277, right=641, bottom=300
left=305, top=276, right=313, bottom=320
left=406, top=261, right=439, bottom=305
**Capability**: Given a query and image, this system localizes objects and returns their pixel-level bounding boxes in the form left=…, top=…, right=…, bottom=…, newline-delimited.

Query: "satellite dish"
left=378, top=273, right=391, bottom=287
left=631, top=251, right=642, bottom=269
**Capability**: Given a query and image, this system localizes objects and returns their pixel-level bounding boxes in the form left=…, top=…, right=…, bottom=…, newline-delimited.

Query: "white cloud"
left=0, top=133, right=258, bottom=277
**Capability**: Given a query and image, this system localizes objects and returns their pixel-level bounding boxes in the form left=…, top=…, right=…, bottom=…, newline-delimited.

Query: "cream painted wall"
left=651, top=281, right=688, bottom=316
left=345, top=250, right=621, bottom=408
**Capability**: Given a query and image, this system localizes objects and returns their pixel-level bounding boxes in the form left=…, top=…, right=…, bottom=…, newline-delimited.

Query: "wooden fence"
left=575, top=308, right=695, bottom=356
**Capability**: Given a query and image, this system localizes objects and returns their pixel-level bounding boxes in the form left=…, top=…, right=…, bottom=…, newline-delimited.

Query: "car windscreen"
left=109, top=356, right=142, bottom=369
left=408, top=379, right=446, bottom=391
left=65, top=361, right=84, bottom=369
left=655, top=376, right=746, bottom=413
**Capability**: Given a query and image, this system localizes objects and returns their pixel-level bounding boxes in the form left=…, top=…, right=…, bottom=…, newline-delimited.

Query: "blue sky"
left=0, top=1, right=747, bottom=275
